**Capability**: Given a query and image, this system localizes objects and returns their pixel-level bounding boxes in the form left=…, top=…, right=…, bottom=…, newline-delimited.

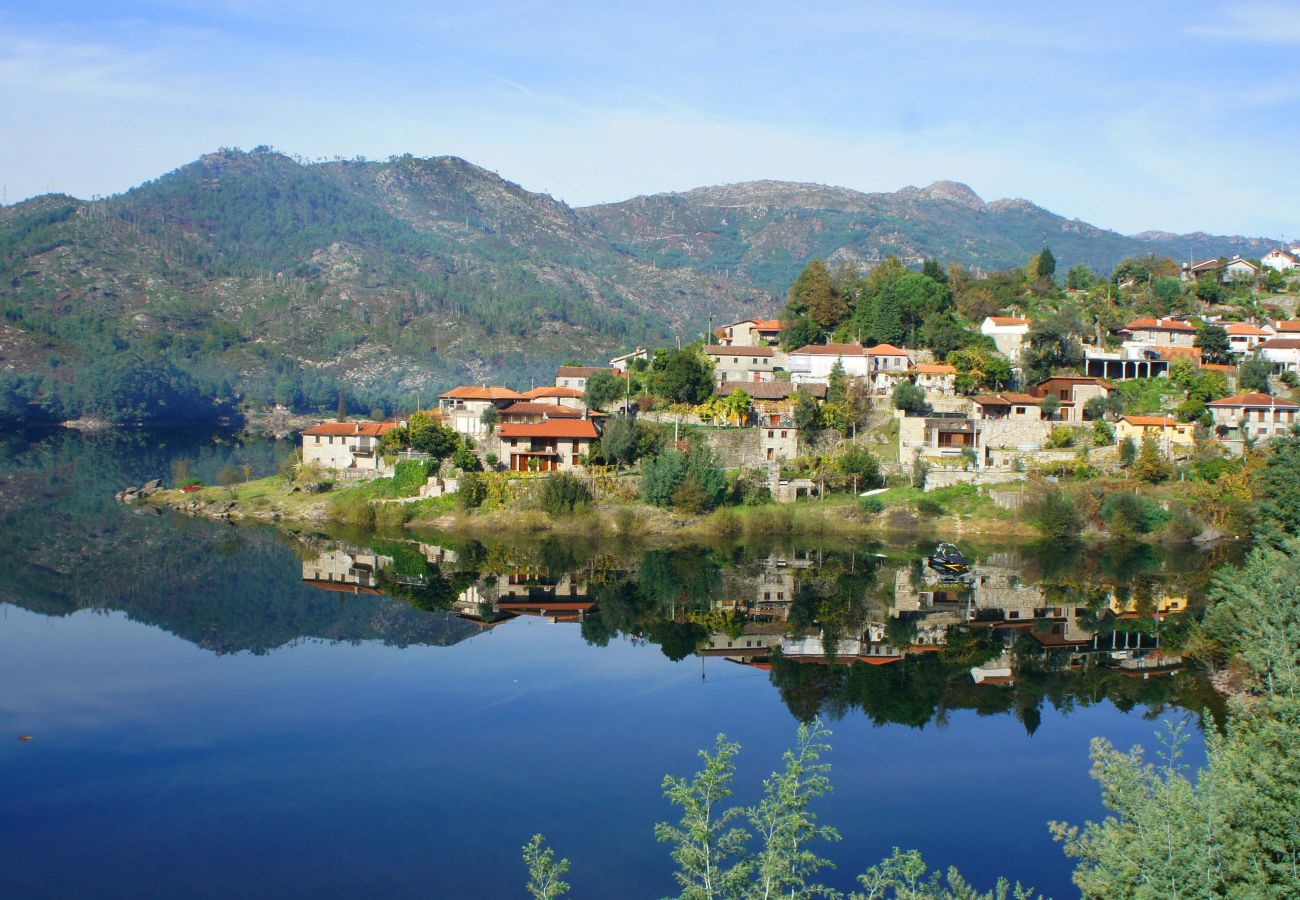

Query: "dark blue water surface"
left=0, top=430, right=1216, bottom=898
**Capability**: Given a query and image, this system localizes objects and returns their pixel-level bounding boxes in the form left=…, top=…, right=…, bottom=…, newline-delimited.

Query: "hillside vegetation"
left=0, top=147, right=1272, bottom=424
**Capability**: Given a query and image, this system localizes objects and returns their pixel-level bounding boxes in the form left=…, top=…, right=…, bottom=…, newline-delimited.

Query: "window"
left=767, top=430, right=774, bottom=438
left=1015, top=407, right=1025, bottom=415
left=781, top=430, right=787, bottom=438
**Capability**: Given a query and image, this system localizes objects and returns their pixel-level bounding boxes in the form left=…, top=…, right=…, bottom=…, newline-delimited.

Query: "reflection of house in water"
left=301, top=548, right=392, bottom=595
left=780, top=636, right=906, bottom=666
left=699, top=623, right=788, bottom=663
left=452, top=569, right=594, bottom=628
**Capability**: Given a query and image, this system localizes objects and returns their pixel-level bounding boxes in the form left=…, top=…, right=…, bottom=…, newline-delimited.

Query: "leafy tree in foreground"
left=522, top=835, right=571, bottom=900
left=892, top=379, right=926, bottom=415
left=599, top=415, right=638, bottom=466
left=584, top=369, right=624, bottom=411
left=1251, top=427, right=1300, bottom=547
left=1239, top=351, right=1273, bottom=395
left=1195, top=323, right=1232, bottom=366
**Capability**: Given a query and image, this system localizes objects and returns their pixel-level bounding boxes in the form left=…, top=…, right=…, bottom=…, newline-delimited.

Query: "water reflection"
left=295, top=534, right=1230, bottom=730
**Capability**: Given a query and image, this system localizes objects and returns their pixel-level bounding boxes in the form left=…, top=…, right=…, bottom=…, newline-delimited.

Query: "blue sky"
left=2, top=1, right=1297, bottom=236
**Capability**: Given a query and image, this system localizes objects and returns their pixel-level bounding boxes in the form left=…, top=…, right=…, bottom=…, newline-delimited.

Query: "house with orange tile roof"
left=1031, top=376, right=1115, bottom=423
left=1266, top=320, right=1300, bottom=336
left=301, top=420, right=401, bottom=471
left=1115, top=415, right=1195, bottom=446
left=438, top=385, right=525, bottom=438
left=1262, top=249, right=1298, bottom=272
left=1223, top=321, right=1268, bottom=355
left=979, top=315, right=1031, bottom=360
left=787, top=342, right=872, bottom=383
left=714, top=317, right=784, bottom=347
left=1207, top=392, right=1299, bottom=440
left=909, top=363, right=957, bottom=395
left=1120, top=317, right=1198, bottom=348
left=497, top=401, right=584, bottom=424
left=497, top=418, right=600, bottom=471
left=521, top=385, right=587, bottom=409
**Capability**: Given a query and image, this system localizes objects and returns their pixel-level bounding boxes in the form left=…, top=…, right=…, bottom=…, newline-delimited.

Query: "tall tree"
left=1035, top=245, right=1057, bottom=279
left=787, top=259, right=845, bottom=328
left=1195, top=323, right=1233, bottom=365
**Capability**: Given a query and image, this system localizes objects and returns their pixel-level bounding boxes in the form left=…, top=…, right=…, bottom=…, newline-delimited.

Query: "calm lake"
left=0, top=429, right=1226, bottom=898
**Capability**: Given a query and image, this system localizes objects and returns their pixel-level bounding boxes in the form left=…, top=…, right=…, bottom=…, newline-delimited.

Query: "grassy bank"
left=145, top=470, right=1038, bottom=543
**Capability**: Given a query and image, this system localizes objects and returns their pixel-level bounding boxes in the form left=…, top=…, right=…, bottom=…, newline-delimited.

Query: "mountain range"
left=0, top=147, right=1275, bottom=417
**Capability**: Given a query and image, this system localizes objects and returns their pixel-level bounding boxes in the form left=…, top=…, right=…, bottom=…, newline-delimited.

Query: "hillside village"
left=295, top=244, right=1300, bottom=521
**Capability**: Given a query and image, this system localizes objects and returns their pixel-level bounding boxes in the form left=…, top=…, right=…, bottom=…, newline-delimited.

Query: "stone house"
left=497, top=402, right=585, bottom=425
left=301, top=420, right=400, bottom=471
left=1207, top=393, right=1299, bottom=440
left=497, top=419, right=601, bottom=471
left=1120, top=317, right=1198, bottom=349
left=554, top=366, right=621, bottom=392
left=715, top=380, right=826, bottom=427
left=714, top=318, right=783, bottom=347
left=705, top=344, right=777, bottom=385
left=1031, top=376, right=1115, bottom=423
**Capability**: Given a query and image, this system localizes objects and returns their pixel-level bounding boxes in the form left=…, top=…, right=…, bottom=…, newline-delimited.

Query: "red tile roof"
left=498, top=420, right=600, bottom=439
left=301, top=579, right=385, bottom=595
left=556, top=366, right=622, bottom=379
left=1273, top=320, right=1300, bottom=332
left=911, top=364, right=956, bottom=375
left=985, top=316, right=1030, bottom=326
left=1208, top=393, right=1299, bottom=409
left=866, top=343, right=910, bottom=356
left=1259, top=338, right=1300, bottom=350
left=499, top=402, right=582, bottom=418
left=523, top=385, right=585, bottom=399
left=972, top=393, right=1039, bottom=405
left=705, top=345, right=776, bottom=357
left=791, top=342, right=868, bottom=356
left=439, top=385, right=524, bottom=400
left=1224, top=322, right=1267, bottom=335
left=1036, top=375, right=1116, bottom=390
left=716, top=381, right=826, bottom=400
left=1122, top=415, right=1182, bottom=427
left=1155, top=346, right=1202, bottom=360
left=302, top=421, right=400, bottom=437
left=1123, top=317, right=1197, bottom=333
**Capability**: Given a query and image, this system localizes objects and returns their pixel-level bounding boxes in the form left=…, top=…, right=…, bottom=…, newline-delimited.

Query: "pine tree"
left=1036, top=245, right=1056, bottom=279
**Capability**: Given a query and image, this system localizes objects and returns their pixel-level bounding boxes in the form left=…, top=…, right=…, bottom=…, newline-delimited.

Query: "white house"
left=301, top=421, right=400, bottom=471
left=609, top=348, right=648, bottom=372
left=1262, top=249, right=1298, bottom=272
left=1224, top=322, right=1268, bottom=355
left=787, top=343, right=871, bottom=383
left=554, top=366, right=620, bottom=392
left=438, top=386, right=524, bottom=438
left=980, top=316, right=1031, bottom=361
left=1258, top=337, right=1300, bottom=374
left=1224, top=256, right=1259, bottom=281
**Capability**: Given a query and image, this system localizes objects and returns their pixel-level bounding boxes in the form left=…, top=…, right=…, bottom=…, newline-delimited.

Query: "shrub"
left=1046, top=426, right=1076, bottom=449
left=671, top=473, right=709, bottom=514
left=452, top=443, right=482, bottom=472
left=330, top=492, right=376, bottom=527
left=538, top=473, right=592, bottom=518
left=838, top=445, right=883, bottom=487
left=731, top=469, right=771, bottom=506
left=911, top=457, right=930, bottom=489
left=392, top=459, right=432, bottom=495
left=456, top=471, right=487, bottom=510
left=858, top=495, right=884, bottom=515
left=1132, top=433, right=1172, bottom=483
left=1100, top=491, right=1170, bottom=539
left=1163, top=504, right=1204, bottom=543
left=374, top=502, right=409, bottom=528
left=916, top=497, right=945, bottom=517
left=640, top=450, right=686, bottom=507
left=1031, top=488, right=1081, bottom=542
left=1118, top=437, right=1137, bottom=468
left=613, top=506, right=642, bottom=535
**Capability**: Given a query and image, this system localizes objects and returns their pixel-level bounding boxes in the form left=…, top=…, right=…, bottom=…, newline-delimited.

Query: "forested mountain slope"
left=0, top=147, right=1272, bottom=423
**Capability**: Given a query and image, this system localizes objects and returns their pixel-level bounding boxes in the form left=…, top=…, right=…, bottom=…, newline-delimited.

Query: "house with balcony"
left=301, top=420, right=401, bottom=471
left=1031, top=376, right=1115, bottom=423
left=497, top=419, right=600, bottom=471
left=1120, top=317, right=1198, bottom=349
left=438, top=386, right=524, bottom=438
left=716, top=380, right=825, bottom=427
left=1207, top=393, right=1299, bottom=440
left=1224, top=322, right=1268, bottom=355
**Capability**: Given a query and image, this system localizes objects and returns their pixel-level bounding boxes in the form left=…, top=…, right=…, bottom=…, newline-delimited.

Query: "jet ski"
left=926, top=542, right=971, bottom=578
